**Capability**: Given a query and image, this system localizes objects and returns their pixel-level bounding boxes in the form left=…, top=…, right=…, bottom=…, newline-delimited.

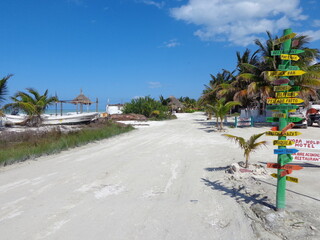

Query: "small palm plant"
left=222, top=132, right=267, bottom=168
left=4, top=88, right=58, bottom=126
left=207, top=98, right=241, bottom=130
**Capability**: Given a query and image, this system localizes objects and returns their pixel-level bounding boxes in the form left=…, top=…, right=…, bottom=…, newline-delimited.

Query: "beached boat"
left=4, top=112, right=99, bottom=125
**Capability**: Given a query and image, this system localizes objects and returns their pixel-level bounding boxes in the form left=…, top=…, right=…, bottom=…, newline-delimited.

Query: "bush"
left=123, top=96, right=172, bottom=120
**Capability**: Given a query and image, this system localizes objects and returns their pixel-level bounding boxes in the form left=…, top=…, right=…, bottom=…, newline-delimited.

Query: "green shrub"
left=123, top=96, right=172, bottom=120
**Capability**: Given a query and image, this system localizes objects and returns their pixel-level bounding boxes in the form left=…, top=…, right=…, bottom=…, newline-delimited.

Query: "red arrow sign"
left=280, top=169, right=293, bottom=177
left=273, top=78, right=290, bottom=85
left=267, top=163, right=303, bottom=170
left=281, top=123, right=295, bottom=134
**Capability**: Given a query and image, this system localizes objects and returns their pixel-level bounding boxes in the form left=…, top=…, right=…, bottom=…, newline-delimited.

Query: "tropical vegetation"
left=207, top=98, right=241, bottom=130
left=222, top=132, right=267, bottom=168
left=0, top=121, right=133, bottom=166
left=4, top=88, right=58, bottom=126
left=123, top=96, right=174, bottom=120
left=201, top=31, right=320, bottom=112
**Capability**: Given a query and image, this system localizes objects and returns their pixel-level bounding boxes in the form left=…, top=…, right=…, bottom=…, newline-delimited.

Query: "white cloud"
left=141, top=0, right=165, bottom=9
left=170, top=0, right=308, bottom=46
left=162, top=39, right=181, bottom=48
left=147, top=82, right=162, bottom=88
left=300, top=30, right=320, bottom=42
left=313, top=19, right=320, bottom=27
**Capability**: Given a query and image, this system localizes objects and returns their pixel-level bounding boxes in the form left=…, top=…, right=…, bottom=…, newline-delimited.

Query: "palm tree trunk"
left=245, top=155, right=249, bottom=168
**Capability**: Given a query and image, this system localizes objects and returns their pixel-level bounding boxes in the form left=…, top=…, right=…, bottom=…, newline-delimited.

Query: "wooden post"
left=60, top=101, right=63, bottom=116
left=96, top=98, right=98, bottom=112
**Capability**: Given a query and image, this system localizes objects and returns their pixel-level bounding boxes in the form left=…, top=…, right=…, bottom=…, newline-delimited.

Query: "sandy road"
left=0, top=113, right=254, bottom=240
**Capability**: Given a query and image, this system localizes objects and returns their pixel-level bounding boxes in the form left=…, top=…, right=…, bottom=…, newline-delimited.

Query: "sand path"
left=0, top=112, right=254, bottom=240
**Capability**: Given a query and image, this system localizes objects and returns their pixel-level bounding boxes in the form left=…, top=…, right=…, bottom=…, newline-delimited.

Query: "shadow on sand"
left=201, top=178, right=276, bottom=210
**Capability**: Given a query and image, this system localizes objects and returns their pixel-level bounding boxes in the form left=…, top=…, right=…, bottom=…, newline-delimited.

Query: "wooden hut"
left=168, top=96, right=184, bottom=113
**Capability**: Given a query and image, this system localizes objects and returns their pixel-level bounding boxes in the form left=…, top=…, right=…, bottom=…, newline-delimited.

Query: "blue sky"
left=1, top=0, right=320, bottom=107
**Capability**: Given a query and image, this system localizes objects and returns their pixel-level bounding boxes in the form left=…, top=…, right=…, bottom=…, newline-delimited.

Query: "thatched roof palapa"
left=168, top=96, right=184, bottom=111
left=71, top=89, right=94, bottom=105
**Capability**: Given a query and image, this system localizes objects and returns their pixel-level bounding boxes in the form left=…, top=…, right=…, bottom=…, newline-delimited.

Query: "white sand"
left=0, top=112, right=319, bottom=239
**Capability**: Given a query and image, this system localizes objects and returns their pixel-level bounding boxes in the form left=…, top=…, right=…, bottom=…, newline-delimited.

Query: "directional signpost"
left=266, top=28, right=306, bottom=211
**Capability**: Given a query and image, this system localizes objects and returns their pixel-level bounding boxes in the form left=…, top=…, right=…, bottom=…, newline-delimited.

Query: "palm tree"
left=222, top=132, right=267, bottom=168
left=207, top=98, right=241, bottom=130
left=4, top=88, right=58, bottom=126
left=0, top=74, right=13, bottom=116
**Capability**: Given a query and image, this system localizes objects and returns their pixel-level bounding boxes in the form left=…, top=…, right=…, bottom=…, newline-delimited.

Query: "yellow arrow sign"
left=272, top=113, right=287, bottom=118
left=267, top=70, right=306, bottom=77
left=275, top=91, right=299, bottom=98
left=280, top=54, right=300, bottom=61
left=273, top=33, right=297, bottom=45
left=267, top=98, right=304, bottom=104
left=270, top=173, right=299, bottom=183
left=274, top=85, right=291, bottom=91
left=265, top=131, right=301, bottom=137
left=273, top=140, right=295, bottom=146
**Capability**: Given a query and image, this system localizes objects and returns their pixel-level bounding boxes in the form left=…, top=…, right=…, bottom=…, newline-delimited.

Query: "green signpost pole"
left=276, top=28, right=292, bottom=210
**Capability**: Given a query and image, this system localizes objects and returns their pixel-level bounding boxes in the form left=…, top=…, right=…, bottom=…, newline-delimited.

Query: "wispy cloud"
left=162, top=39, right=180, bottom=48
left=140, top=0, right=165, bottom=9
left=313, top=19, right=320, bottom=27
left=300, top=30, right=320, bottom=42
left=170, top=0, right=308, bottom=46
left=147, top=81, right=162, bottom=88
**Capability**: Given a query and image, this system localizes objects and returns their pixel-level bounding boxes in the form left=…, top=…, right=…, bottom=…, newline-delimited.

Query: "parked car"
left=307, top=108, right=320, bottom=126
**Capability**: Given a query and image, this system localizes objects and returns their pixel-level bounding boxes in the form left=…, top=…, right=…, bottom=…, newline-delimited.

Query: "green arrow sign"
left=271, top=50, right=283, bottom=56
left=278, top=65, right=300, bottom=71
left=290, top=49, right=305, bottom=54
left=266, top=104, right=299, bottom=110
left=287, top=117, right=304, bottom=122
left=266, top=117, right=279, bottom=122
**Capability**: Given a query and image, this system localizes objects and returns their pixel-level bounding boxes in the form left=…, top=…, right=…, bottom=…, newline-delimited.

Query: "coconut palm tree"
left=222, top=132, right=267, bottom=168
left=4, top=88, right=58, bottom=126
left=0, top=74, right=13, bottom=116
left=207, top=98, right=241, bottom=130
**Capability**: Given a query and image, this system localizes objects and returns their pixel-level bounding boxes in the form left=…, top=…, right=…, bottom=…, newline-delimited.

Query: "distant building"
left=106, top=104, right=124, bottom=115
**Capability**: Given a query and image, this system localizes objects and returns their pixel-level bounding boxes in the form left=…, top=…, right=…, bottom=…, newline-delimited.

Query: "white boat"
left=4, top=112, right=99, bottom=125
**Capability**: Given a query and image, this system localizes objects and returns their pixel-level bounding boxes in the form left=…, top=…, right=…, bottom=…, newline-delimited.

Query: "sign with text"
left=274, top=148, right=299, bottom=154
left=270, top=173, right=299, bottom=183
left=266, top=131, right=301, bottom=137
left=272, top=113, right=287, bottom=118
left=267, top=98, right=304, bottom=104
left=280, top=54, right=299, bottom=61
left=267, top=70, right=306, bottom=77
left=273, top=78, right=290, bottom=85
left=266, top=104, right=298, bottom=111
left=287, top=138, right=320, bottom=149
left=292, top=151, right=320, bottom=162
left=273, top=32, right=297, bottom=45
left=273, top=85, right=292, bottom=91
left=275, top=91, right=299, bottom=98
left=267, top=163, right=303, bottom=170
left=273, top=140, right=295, bottom=146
